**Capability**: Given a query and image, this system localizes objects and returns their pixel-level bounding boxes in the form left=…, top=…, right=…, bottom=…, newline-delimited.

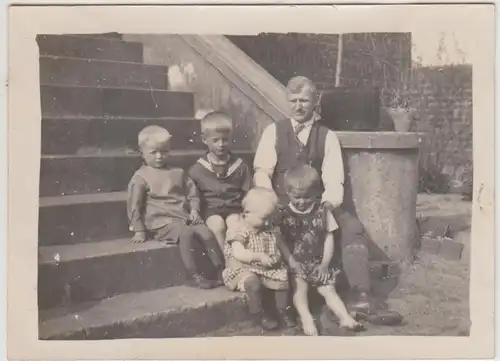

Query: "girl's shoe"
left=186, top=273, right=216, bottom=289
left=279, top=311, right=297, bottom=329
left=251, top=312, right=279, bottom=331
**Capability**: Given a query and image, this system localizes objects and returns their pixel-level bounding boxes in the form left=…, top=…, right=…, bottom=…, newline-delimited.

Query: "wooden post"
left=335, top=34, right=344, bottom=87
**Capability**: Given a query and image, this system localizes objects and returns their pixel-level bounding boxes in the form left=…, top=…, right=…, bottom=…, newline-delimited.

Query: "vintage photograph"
left=35, top=30, right=475, bottom=340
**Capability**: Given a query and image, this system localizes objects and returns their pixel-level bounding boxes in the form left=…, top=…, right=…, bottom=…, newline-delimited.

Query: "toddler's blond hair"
left=138, top=125, right=172, bottom=149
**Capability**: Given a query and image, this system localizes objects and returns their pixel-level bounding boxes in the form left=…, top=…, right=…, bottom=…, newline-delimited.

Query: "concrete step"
left=40, top=56, right=168, bottom=89
left=39, top=239, right=192, bottom=309
left=39, top=191, right=130, bottom=246
left=41, top=116, right=205, bottom=155
left=39, top=151, right=254, bottom=197
left=37, top=35, right=143, bottom=63
left=40, top=85, right=194, bottom=118
left=67, top=32, right=123, bottom=40
left=39, top=286, right=248, bottom=339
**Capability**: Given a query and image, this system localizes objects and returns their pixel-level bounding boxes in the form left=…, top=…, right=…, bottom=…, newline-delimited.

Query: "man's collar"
left=290, top=112, right=321, bottom=128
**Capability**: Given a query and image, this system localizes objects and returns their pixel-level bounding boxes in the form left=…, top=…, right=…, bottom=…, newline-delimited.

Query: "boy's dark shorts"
left=204, top=206, right=242, bottom=220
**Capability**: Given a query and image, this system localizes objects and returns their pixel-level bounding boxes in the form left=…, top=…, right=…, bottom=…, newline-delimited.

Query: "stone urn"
left=386, top=107, right=416, bottom=132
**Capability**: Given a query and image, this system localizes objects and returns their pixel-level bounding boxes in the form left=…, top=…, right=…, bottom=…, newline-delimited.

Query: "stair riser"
left=38, top=246, right=186, bottom=309
left=41, top=86, right=195, bottom=118
left=41, top=297, right=249, bottom=339
left=40, top=153, right=254, bottom=197
left=68, top=33, right=123, bottom=40
left=40, top=57, right=168, bottom=89
left=41, top=117, right=205, bottom=155
left=37, top=35, right=143, bottom=63
left=39, top=200, right=130, bottom=246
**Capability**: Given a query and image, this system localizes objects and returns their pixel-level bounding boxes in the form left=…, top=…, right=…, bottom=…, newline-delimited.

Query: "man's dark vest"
left=271, top=118, right=329, bottom=203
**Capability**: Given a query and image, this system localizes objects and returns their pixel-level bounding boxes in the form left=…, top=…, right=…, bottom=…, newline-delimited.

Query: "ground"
left=203, top=194, right=471, bottom=337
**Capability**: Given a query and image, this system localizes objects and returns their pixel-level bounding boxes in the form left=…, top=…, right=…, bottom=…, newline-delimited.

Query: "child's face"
left=243, top=207, right=274, bottom=229
left=202, top=129, right=232, bottom=158
left=287, top=185, right=318, bottom=211
left=141, top=140, right=170, bottom=168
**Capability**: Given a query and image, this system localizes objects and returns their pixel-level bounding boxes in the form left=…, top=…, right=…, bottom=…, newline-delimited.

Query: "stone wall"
left=407, top=64, right=473, bottom=194
left=227, top=32, right=412, bottom=106
left=122, top=34, right=275, bottom=151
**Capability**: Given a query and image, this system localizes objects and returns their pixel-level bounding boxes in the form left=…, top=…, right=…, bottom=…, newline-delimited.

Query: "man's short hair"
left=138, top=125, right=172, bottom=148
left=284, top=164, right=322, bottom=193
left=286, top=76, right=317, bottom=95
left=200, top=111, right=233, bottom=135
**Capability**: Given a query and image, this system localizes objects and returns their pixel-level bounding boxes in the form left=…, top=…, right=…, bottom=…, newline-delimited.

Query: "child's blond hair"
left=200, top=111, right=233, bottom=135
left=138, top=125, right=172, bottom=149
left=284, top=164, right=322, bottom=194
left=242, top=187, right=278, bottom=216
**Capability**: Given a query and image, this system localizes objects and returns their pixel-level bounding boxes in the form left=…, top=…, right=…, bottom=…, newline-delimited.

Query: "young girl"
left=127, top=125, right=225, bottom=289
left=222, top=187, right=292, bottom=331
left=279, top=165, right=364, bottom=336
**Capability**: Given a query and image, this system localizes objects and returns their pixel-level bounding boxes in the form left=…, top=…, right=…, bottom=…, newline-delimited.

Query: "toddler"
left=222, top=187, right=292, bottom=331
left=279, top=164, right=364, bottom=335
left=189, top=111, right=252, bottom=250
left=127, top=125, right=225, bottom=289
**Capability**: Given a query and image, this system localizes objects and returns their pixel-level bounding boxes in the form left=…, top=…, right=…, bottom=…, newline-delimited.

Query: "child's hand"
left=289, top=258, right=304, bottom=275
left=132, top=231, right=147, bottom=243
left=322, top=201, right=336, bottom=213
left=316, top=263, right=330, bottom=283
left=259, top=254, right=274, bottom=267
left=187, top=210, right=203, bottom=225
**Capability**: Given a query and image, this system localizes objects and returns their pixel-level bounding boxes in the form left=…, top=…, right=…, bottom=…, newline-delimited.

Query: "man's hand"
left=132, top=231, right=147, bottom=243
left=187, top=210, right=203, bottom=225
left=322, top=201, right=336, bottom=213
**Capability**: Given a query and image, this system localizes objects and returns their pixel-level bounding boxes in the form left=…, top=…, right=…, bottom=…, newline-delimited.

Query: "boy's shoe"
left=186, top=273, right=216, bottom=289
left=213, top=269, right=225, bottom=287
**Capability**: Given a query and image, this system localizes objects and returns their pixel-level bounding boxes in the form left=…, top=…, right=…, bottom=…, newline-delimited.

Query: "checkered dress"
left=222, top=222, right=288, bottom=291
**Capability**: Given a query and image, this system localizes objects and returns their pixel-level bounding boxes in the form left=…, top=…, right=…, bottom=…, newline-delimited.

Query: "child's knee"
left=206, top=215, right=226, bottom=234
left=243, top=274, right=261, bottom=292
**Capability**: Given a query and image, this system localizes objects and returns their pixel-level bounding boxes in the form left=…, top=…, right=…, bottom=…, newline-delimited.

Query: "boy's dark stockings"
left=179, top=224, right=225, bottom=288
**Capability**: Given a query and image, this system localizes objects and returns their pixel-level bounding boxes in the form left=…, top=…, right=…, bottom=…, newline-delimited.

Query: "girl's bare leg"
left=317, top=285, right=363, bottom=330
left=293, top=277, right=318, bottom=336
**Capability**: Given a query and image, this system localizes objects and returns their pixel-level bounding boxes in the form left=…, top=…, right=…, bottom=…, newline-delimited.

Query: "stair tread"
left=39, top=238, right=170, bottom=264
left=40, top=191, right=127, bottom=207
left=39, top=286, right=245, bottom=338
left=39, top=54, right=158, bottom=66
left=42, top=115, right=198, bottom=121
left=41, top=149, right=253, bottom=159
left=41, top=83, right=189, bottom=93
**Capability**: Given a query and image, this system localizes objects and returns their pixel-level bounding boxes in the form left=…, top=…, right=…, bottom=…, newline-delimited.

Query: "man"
left=253, top=76, right=371, bottom=312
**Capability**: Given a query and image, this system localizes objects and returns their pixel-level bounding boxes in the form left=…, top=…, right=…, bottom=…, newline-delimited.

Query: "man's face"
left=287, top=86, right=317, bottom=123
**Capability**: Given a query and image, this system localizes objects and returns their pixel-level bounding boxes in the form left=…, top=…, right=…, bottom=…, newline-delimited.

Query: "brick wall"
left=407, top=64, right=473, bottom=194
left=228, top=32, right=412, bottom=106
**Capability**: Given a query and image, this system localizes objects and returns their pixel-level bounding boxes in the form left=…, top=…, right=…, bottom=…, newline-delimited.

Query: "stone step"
left=40, top=85, right=194, bottom=118
left=37, top=35, right=143, bottom=63
left=41, top=116, right=204, bottom=155
left=39, top=239, right=190, bottom=309
left=39, top=56, right=168, bottom=89
left=39, top=151, right=254, bottom=197
left=67, top=32, right=123, bottom=40
left=39, top=286, right=248, bottom=339
left=39, top=191, right=130, bottom=246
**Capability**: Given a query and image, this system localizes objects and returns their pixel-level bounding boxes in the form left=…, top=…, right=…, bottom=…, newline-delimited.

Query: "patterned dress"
left=279, top=203, right=340, bottom=286
left=222, top=220, right=288, bottom=292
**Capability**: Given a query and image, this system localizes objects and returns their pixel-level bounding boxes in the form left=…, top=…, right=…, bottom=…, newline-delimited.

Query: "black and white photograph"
left=7, top=4, right=494, bottom=360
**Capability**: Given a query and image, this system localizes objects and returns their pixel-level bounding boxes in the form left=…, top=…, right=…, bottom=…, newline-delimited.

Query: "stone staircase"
left=36, top=34, right=252, bottom=339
